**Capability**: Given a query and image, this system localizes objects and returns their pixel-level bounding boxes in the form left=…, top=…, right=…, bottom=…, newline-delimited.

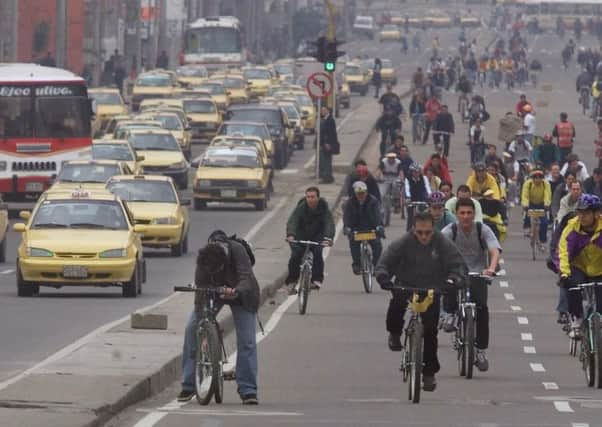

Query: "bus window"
left=0, top=98, right=33, bottom=138
left=185, top=28, right=241, bottom=54
left=35, top=98, right=91, bottom=138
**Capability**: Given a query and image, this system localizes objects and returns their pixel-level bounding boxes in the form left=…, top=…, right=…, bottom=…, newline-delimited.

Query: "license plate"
left=63, top=266, right=88, bottom=279
left=354, top=231, right=377, bottom=241
left=25, top=182, right=43, bottom=192
left=220, top=189, right=237, bottom=198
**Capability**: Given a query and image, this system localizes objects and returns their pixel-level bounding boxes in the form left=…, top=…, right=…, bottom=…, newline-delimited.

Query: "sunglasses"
left=414, top=230, right=433, bottom=237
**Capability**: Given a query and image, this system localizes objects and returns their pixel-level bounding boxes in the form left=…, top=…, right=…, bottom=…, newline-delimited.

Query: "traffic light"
left=308, top=36, right=327, bottom=62
left=324, top=39, right=345, bottom=72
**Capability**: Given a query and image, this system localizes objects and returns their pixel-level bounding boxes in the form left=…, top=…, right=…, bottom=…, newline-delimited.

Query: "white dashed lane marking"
left=542, top=382, right=559, bottom=390
left=499, top=281, right=509, bottom=288
left=510, top=305, right=522, bottom=311
left=521, top=333, right=533, bottom=341
left=504, top=293, right=515, bottom=301
left=523, top=346, right=536, bottom=354
left=518, top=317, right=529, bottom=325
left=530, top=363, right=546, bottom=372
left=553, top=401, right=573, bottom=413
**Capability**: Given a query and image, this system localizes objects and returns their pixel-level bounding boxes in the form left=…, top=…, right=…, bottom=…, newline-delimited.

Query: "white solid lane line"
left=0, top=269, right=14, bottom=274
left=572, top=423, right=590, bottom=427
left=530, top=363, right=546, bottom=372
left=521, top=333, right=533, bottom=341
left=553, top=401, right=574, bottom=413
left=542, top=382, right=559, bottom=390
left=523, top=346, right=536, bottom=354
left=518, top=317, right=529, bottom=325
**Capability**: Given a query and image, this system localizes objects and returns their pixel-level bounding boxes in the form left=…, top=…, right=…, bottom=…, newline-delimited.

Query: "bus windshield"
left=185, top=27, right=241, bottom=54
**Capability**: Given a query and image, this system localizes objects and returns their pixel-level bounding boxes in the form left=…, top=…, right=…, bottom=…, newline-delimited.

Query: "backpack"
left=451, top=222, right=486, bottom=251
left=229, top=234, right=255, bottom=266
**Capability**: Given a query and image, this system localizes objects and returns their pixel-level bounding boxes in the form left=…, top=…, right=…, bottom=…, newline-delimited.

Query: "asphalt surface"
left=107, top=16, right=602, bottom=427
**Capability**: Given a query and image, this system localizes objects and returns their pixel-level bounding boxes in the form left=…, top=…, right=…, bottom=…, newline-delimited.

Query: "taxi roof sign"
left=71, top=189, right=91, bottom=199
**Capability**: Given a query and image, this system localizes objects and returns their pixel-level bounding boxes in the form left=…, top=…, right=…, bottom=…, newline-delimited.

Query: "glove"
left=446, top=273, right=463, bottom=288
left=376, top=273, right=390, bottom=287
left=380, top=281, right=394, bottom=291
left=558, top=275, right=571, bottom=288
left=376, top=226, right=386, bottom=239
left=343, top=227, right=351, bottom=237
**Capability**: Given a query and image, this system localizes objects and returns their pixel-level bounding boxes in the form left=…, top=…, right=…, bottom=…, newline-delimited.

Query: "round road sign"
left=306, top=72, right=333, bottom=99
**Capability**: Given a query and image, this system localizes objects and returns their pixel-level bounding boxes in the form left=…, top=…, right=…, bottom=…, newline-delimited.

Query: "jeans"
left=434, top=132, right=451, bottom=157
left=319, top=147, right=333, bottom=182
left=386, top=290, right=441, bottom=376
left=443, top=277, right=490, bottom=349
left=556, top=286, right=569, bottom=313
left=286, top=243, right=324, bottom=283
left=349, top=237, right=382, bottom=267
left=412, top=114, right=424, bottom=143
left=182, top=306, right=258, bottom=396
left=470, top=142, right=486, bottom=164
left=563, top=268, right=602, bottom=319
left=523, top=203, right=548, bottom=243
left=380, top=128, right=397, bottom=156
left=422, top=120, right=433, bottom=144
left=559, top=146, right=572, bottom=166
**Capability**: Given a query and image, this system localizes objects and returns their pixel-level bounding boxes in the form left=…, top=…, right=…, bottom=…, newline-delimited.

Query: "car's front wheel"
left=123, top=264, right=140, bottom=298
left=16, top=263, right=39, bottom=297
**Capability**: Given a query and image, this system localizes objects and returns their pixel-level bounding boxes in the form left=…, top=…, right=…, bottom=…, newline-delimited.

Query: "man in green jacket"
left=286, top=186, right=335, bottom=291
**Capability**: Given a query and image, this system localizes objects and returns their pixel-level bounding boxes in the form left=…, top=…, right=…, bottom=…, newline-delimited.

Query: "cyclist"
left=557, top=180, right=583, bottom=226
left=375, top=152, right=404, bottom=213
left=423, top=152, right=452, bottom=184
left=532, top=133, right=560, bottom=171
left=432, top=104, right=455, bottom=157
left=343, top=181, right=385, bottom=275
left=379, top=84, right=402, bottom=116
left=441, top=198, right=501, bottom=372
left=576, top=67, right=593, bottom=104
left=478, top=56, right=489, bottom=86
left=595, top=119, right=602, bottom=168
left=515, top=94, right=532, bottom=116
left=591, top=77, right=602, bottom=118
left=344, top=159, right=382, bottom=202
left=529, top=58, right=542, bottom=86
left=508, top=130, right=533, bottom=163
left=552, top=112, right=576, bottom=163
left=522, top=104, right=536, bottom=144
left=583, top=167, right=602, bottom=198
left=285, top=187, right=335, bottom=291
left=376, top=210, right=468, bottom=391
left=397, top=143, right=415, bottom=177
left=423, top=93, right=442, bottom=145
left=404, top=162, right=432, bottom=231
left=521, top=168, right=551, bottom=246
left=429, top=191, right=456, bottom=231
left=375, top=106, right=402, bottom=156
left=466, top=162, right=502, bottom=201
left=557, top=194, right=602, bottom=338
left=409, top=91, right=426, bottom=144
left=469, top=117, right=486, bottom=164
left=560, top=153, right=589, bottom=182
left=456, top=73, right=472, bottom=116
left=179, top=230, right=260, bottom=404
left=446, top=184, right=485, bottom=223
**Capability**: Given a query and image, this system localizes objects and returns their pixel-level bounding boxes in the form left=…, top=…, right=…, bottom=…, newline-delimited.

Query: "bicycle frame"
left=527, top=209, right=545, bottom=260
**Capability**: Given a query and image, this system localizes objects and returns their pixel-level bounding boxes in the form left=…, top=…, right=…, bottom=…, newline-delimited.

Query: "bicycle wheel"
left=464, top=306, right=475, bottom=379
left=531, top=223, right=537, bottom=261
left=383, top=195, right=391, bottom=227
left=583, top=321, right=596, bottom=387
left=456, top=317, right=466, bottom=377
left=298, top=264, right=310, bottom=315
left=361, top=244, right=373, bottom=294
left=408, top=322, right=423, bottom=403
left=583, top=94, right=588, bottom=115
left=569, top=334, right=577, bottom=357
left=593, top=315, right=602, bottom=389
left=195, top=322, right=221, bottom=405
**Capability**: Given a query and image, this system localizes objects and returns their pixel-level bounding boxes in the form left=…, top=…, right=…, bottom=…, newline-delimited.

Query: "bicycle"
left=579, top=86, right=590, bottom=115
left=452, top=272, right=493, bottom=379
left=379, top=177, right=401, bottom=227
left=173, top=285, right=231, bottom=405
left=412, top=113, right=426, bottom=145
left=458, top=93, right=469, bottom=123
left=432, top=130, right=452, bottom=157
left=568, top=282, right=602, bottom=388
left=530, top=70, right=539, bottom=88
left=289, top=240, right=322, bottom=315
left=527, top=208, right=546, bottom=261
left=353, top=230, right=377, bottom=294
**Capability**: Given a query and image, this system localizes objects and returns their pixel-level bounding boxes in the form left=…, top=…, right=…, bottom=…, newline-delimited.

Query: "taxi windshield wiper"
left=32, top=222, right=68, bottom=228
left=69, top=222, right=109, bottom=229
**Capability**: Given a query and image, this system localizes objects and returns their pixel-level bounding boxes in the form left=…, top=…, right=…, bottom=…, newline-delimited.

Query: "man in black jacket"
left=344, top=159, right=382, bottom=202
left=433, top=104, right=455, bottom=158
left=583, top=167, right=602, bottom=197
left=179, top=230, right=260, bottom=405
left=318, top=106, right=338, bottom=184
left=376, top=107, right=402, bottom=156
left=376, top=211, right=467, bottom=391
left=343, top=181, right=385, bottom=275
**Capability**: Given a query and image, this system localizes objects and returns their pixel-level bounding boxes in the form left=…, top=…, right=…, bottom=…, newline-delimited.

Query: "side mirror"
left=13, top=223, right=26, bottom=232
left=180, top=199, right=191, bottom=206
left=134, top=224, right=148, bottom=234
left=301, top=111, right=309, bottom=118
left=226, top=91, right=232, bottom=96
left=191, top=159, right=200, bottom=168
left=136, top=155, right=145, bottom=161
left=247, top=81, right=253, bottom=85
left=19, top=210, right=31, bottom=220
left=185, top=126, right=192, bottom=131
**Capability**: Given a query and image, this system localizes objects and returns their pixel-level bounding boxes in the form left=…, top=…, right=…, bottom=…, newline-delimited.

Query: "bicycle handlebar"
left=173, top=284, right=237, bottom=296
left=468, top=272, right=494, bottom=284
left=288, top=239, right=324, bottom=246
left=569, top=282, right=602, bottom=291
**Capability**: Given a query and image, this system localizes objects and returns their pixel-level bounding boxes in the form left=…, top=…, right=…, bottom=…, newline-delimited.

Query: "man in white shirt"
left=559, top=153, right=589, bottom=182
left=522, top=104, right=536, bottom=144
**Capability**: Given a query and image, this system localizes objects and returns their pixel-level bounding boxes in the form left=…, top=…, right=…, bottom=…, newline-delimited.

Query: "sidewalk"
left=0, top=88, right=406, bottom=427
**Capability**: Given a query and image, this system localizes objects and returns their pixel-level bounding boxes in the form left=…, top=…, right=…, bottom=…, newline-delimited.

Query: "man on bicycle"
left=558, top=194, right=602, bottom=337
left=344, top=159, right=382, bottom=202
left=432, top=104, right=455, bottom=158
left=375, top=152, right=404, bottom=213
left=286, top=187, right=335, bottom=291
left=456, top=74, right=472, bottom=115
left=344, top=181, right=385, bottom=275
left=429, top=191, right=456, bottom=231
left=521, top=168, right=551, bottom=246
left=376, top=211, right=468, bottom=391
left=179, top=230, right=260, bottom=404
left=441, top=198, right=501, bottom=372
left=379, top=84, right=402, bottom=115
left=466, top=162, right=502, bottom=201
left=376, top=106, right=402, bottom=157
left=405, top=162, right=432, bottom=231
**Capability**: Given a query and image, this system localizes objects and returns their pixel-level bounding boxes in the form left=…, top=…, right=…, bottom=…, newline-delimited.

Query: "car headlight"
left=197, top=179, right=211, bottom=187
left=247, top=180, right=259, bottom=188
left=169, top=161, right=188, bottom=170
left=27, top=247, right=54, bottom=257
left=151, top=217, right=177, bottom=225
left=99, top=248, right=127, bottom=258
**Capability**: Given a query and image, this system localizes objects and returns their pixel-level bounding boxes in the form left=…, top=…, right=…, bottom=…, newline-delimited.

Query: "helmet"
left=428, top=191, right=446, bottom=206
left=356, top=164, right=369, bottom=178
left=409, top=162, right=422, bottom=172
left=576, top=194, right=602, bottom=211
left=352, top=181, right=368, bottom=193
left=542, top=133, right=553, bottom=141
left=523, top=104, right=532, bottom=112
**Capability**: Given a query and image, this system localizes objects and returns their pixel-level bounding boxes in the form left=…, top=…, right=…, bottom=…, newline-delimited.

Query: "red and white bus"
left=0, top=64, right=92, bottom=203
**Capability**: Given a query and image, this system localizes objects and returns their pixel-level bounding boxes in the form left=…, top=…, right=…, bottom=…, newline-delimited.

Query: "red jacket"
left=425, top=98, right=441, bottom=122
left=423, top=157, right=452, bottom=184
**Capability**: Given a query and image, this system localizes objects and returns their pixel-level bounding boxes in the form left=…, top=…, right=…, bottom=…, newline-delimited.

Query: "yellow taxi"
left=195, top=81, right=231, bottom=112
left=193, top=146, right=270, bottom=211
left=338, top=80, right=351, bottom=109
left=128, top=129, right=189, bottom=190
left=104, top=114, right=133, bottom=137
left=112, top=120, right=164, bottom=140
left=210, top=135, right=272, bottom=172
left=426, top=16, right=452, bottom=28
left=277, top=101, right=305, bottom=149
left=380, top=58, right=398, bottom=85
left=343, top=62, right=370, bottom=96
left=137, top=111, right=192, bottom=160
left=49, top=160, right=132, bottom=193
left=106, top=175, right=190, bottom=256
left=13, top=189, right=146, bottom=297
left=172, top=88, right=212, bottom=99
left=181, top=97, right=222, bottom=142
left=379, top=24, right=402, bottom=41
left=216, top=121, right=274, bottom=159
left=176, top=65, right=208, bottom=87
left=92, top=139, right=145, bottom=174
left=275, top=89, right=317, bottom=134
left=390, top=13, right=404, bottom=25
left=210, top=75, right=250, bottom=104
left=131, top=71, right=177, bottom=111
left=0, top=198, right=8, bottom=262
left=242, top=66, right=277, bottom=99
left=89, top=88, right=128, bottom=137
left=140, top=98, right=184, bottom=113
left=272, top=60, right=295, bottom=83
left=460, top=17, right=481, bottom=27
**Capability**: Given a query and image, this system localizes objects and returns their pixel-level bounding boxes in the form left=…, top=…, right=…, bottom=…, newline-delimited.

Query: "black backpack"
left=229, top=234, right=255, bottom=266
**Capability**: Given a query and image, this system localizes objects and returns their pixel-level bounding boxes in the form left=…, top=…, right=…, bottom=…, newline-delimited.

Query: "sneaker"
left=475, top=349, right=489, bottom=372
left=422, top=375, right=437, bottom=391
left=177, top=389, right=195, bottom=402
left=352, top=263, right=361, bottom=275
left=388, top=333, right=402, bottom=351
left=311, top=281, right=322, bottom=290
left=557, top=312, right=569, bottom=325
left=442, top=313, right=457, bottom=333
left=241, top=393, right=259, bottom=405
left=569, top=317, right=582, bottom=339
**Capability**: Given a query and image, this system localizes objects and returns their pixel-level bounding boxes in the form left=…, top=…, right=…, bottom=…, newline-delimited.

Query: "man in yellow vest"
left=521, top=168, right=552, bottom=248
left=552, top=112, right=576, bottom=165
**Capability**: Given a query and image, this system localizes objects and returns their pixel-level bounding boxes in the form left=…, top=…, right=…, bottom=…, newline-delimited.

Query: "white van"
left=353, top=15, right=375, bottom=39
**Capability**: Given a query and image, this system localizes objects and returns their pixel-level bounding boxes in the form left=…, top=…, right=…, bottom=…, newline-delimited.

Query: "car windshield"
left=31, top=200, right=128, bottom=230
left=136, top=75, right=171, bottom=87
left=213, top=139, right=261, bottom=152
left=345, top=66, right=361, bottom=75
left=107, top=180, right=177, bottom=203
left=274, top=64, right=293, bottom=75
left=281, top=105, right=299, bottom=119
left=58, top=163, right=121, bottom=183
left=202, top=151, right=260, bottom=168
left=185, top=27, right=241, bottom=54
left=356, top=17, right=372, bottom=25
left=296, top=95, right=313, bottom=107
left=92, top=144, right=134, bottom=161
left=183, top=100, right=216, bottom=113
left=226, top=109, right=281, bottom=127
left=382, top=59, right=393, bottom=68
left=90, top=92, right=122, bottom=105
left=383, top=25, right=398, bottom=31
left=218, top=123, right=269, bottom=139
left=114, top=124, right=161, bottom=139
left=129, top=133, right=180, bottom=151
left=198, top=85, right=225, bottom=95
left=176, top=66, right=207, bottom=77
left=244, top=69, right=271, bottom=80
left=221, top=78, right=245, bottom=88
left=151, top=115, right=182, bottom=130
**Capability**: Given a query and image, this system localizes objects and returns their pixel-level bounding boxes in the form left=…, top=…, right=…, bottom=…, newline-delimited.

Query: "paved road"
left=107, top=19, right=602, bottom=427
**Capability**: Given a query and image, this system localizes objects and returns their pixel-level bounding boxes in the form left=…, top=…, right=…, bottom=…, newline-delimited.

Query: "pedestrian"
left=113, top=58, right=126, bottom=95
left=552, top=112, right=576, bottom=165
left=156, top=50, right=169, bottom=69
left=318, top=106, right=338, bottom=184
left=372, top=58, right=383, bottom=98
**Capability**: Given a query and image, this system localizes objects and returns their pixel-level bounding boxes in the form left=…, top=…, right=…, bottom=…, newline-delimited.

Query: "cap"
left=352, top=181, right=368, bottom=193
